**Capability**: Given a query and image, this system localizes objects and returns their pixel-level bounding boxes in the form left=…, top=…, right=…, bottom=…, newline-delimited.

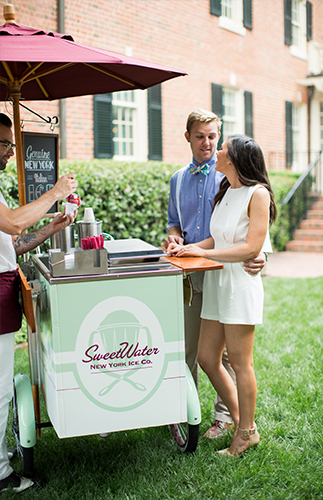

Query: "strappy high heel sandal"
left=217, top=424, right=260, bottom=457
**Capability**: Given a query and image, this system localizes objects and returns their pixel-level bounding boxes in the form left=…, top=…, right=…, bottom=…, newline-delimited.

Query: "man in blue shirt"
left=165, top=109, right=267, bottom=438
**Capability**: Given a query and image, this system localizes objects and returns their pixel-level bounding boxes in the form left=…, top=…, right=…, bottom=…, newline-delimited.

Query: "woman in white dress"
left=168, top=135, right=277, bottom=457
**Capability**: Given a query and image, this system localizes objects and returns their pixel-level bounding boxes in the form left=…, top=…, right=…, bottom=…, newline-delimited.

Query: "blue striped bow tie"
left=189, top=163, right=209, bottom=175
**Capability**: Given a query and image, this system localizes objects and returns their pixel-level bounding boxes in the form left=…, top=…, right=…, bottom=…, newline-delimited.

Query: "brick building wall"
left=1, top=0, right=323, bottom=168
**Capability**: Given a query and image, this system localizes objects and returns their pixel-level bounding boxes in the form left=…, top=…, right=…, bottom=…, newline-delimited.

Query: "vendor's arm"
left=0, top=174, right=77, bottom=235
left=170, top=188, right=270, bottom=262
left=13, top=211, right=75, bottom=256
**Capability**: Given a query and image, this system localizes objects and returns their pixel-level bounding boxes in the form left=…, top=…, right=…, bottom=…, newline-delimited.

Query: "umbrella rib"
left=1, top=61, right=15, bottom=82
left=20, top=62, right=44, bottom=82
left=23, top=63, right=75, bottom=84
left=25, top=62, right=49, bottom=99
left=83, top=63, right=139, bottom=88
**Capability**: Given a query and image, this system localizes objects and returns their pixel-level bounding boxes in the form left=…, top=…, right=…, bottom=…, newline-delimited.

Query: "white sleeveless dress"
left=201, top=184, right=270, bottom=325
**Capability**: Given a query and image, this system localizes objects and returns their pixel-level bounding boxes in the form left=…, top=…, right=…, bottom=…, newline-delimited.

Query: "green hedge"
left=1, top=159, right=299, bottom=251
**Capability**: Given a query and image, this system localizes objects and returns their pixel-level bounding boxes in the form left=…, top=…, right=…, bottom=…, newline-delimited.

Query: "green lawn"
left=5, top=277, right=323, bottom=499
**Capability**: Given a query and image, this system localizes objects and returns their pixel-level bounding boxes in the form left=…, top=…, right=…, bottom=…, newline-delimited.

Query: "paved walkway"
left=263, top=251, right=323, bottom=278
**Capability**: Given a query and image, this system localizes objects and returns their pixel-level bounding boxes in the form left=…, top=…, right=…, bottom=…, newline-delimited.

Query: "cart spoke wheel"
left=12, top=388, right=35, bottom=477
left=170, top=422, right=199, bottom=453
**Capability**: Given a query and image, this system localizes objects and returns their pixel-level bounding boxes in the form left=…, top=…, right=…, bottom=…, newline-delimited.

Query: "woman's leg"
left=223, top=324, right=259, bottom=454
left=198, top=319, right=239, bottom=425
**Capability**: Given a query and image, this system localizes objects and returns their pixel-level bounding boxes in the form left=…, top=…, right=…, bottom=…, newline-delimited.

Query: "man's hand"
left=243, top=252, right=266, bottom=275
left=165, top=234, right=184, bottom=250
left=52, top=174, right=78, bottom=200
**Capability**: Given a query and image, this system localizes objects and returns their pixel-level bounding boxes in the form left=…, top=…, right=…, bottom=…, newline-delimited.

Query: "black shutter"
left=306, top=1, right=313, bottom=41
left=243, top=0, right=252, bottom=30
left=210, top=0, right=221, bottom=16
left=285, top=101, right=293, bottom=169
left=244, top=91, right=254, bottom=138
left=93, top=94, right=113, bottom=158
left=148, top=85, right=162, bottom=161
left=211, top=83, right=223, bottom=148
left=284, top=0, right=292, bottom=46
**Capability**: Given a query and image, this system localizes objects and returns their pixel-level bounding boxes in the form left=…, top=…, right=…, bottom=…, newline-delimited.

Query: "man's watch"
left=264, top=252, right=269, bottom=262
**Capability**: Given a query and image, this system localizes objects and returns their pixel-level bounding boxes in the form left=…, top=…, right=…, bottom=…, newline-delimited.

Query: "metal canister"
left=50, top=224, right=75, bottom=253
left=76, top=221, right=102, bottom=245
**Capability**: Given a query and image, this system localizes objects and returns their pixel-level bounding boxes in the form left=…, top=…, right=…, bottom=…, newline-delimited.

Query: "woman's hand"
left=168, top=243, right=205, bottom=258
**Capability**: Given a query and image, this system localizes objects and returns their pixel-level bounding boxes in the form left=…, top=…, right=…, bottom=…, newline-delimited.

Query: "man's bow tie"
left=189, top=163, right=209, bottom=175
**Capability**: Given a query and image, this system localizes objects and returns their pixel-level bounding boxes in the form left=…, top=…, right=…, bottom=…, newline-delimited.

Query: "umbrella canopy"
left=0, top=22, right=186, bottom=101
left=0, top=11, right=186, bottom=205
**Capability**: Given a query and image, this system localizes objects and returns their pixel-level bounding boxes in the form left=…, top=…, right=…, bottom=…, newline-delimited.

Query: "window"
left=222, top=89, right=237, bottom=141
left=211, top=83, right=252, bottom=145
left=285, top=101, right=307, bottom=171
left=112, top=91, right=135, bottom=158
left=292, top=103, right=307, bottom=172
left=284, top=0, right=312, bottom=60
left=93, top=90, right=148, bottom=161
left=292, top=105, right=301, bottom=170
left=222, top=0, right=233, bottom=19
left=210, top=0, right=252, bottom=34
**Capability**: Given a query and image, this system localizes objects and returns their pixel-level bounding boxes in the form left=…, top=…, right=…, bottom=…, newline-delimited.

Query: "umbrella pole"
left=11, top=90, right=26, bottom=207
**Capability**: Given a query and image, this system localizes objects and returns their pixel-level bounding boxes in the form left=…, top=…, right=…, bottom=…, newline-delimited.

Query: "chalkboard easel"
left=22, top=132, right=59, bottom=215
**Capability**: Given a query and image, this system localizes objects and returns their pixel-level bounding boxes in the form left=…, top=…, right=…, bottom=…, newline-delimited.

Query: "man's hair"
left=186, top=109, right=222, bottom=135
left=0, top=113, right=12, bottom=129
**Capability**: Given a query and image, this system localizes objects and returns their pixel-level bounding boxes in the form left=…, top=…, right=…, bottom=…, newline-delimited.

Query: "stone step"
left=307, top=210, right=323, bottom=220
left=285, top=240, right=323, bottom=252
left=312, top=201, right=323, bottom=210
left=300, top=219, right=323, bottom=229
left=292, top=228, right=323, bottom=241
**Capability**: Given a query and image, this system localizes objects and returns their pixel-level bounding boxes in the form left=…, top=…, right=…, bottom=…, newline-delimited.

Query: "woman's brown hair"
left=213, top=134, right=277, bottom=224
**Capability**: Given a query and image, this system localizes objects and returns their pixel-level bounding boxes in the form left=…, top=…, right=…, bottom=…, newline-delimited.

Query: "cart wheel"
left=12, top=373, right=36, bottom=477
left=170, top=422, right=199, bottom=453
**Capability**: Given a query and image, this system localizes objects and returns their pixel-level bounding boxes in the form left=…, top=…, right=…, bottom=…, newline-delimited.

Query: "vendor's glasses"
left=0, top=140, right=16, bottom=151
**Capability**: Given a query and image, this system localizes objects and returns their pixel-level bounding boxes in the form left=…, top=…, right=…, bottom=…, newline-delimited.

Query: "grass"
left=4, top=277, right=323, bottom=499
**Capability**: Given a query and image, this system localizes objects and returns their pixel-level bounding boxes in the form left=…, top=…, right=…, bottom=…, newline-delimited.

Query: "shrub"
left=267, top=171, right=300, bottom=251
left=1, top=160, right=300, bottom=251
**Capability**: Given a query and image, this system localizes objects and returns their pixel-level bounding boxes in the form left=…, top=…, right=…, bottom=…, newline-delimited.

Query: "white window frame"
left=320, top=101, right=323, bottom=154
left=112, top=89, right=148, bottom=162
left=222, top=87, right=244, bottom=142
left=291, top=102, right=307, bottom=173
left=219, top=0, right=246, bottom=37
left=290, top=0, right=307, bottom=61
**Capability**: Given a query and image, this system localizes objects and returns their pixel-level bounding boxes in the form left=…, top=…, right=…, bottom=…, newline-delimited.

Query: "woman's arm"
left=170, top=188, right=270, bottom=262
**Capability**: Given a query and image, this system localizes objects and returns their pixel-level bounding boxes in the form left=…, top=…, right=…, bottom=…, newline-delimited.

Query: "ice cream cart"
left=13, top=239, right=223, bottom=477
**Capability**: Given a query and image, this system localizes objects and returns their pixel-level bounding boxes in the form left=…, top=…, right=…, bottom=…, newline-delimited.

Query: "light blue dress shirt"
left=167, top=155, right=224, bottom=244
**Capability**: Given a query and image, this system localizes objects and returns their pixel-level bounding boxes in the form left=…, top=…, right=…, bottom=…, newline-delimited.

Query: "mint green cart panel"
left=36, top=270, right=187, bottom=439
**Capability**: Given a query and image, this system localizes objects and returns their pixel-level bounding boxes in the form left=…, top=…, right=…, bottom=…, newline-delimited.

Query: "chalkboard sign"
left=22, top=132, right=59, bottom=215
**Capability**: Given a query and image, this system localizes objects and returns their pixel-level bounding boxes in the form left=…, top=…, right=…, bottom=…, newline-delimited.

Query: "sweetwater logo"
left=75, top=296, right=166, bottom=411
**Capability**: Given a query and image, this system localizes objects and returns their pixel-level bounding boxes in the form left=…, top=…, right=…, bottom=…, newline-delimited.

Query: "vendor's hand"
left=243, top=252, right=266, bottom=275
left=165, top=234, right=184, bottom=250
left=52, top=174, right=78, bottom=200
left=50, top=209, right=76, bottom=234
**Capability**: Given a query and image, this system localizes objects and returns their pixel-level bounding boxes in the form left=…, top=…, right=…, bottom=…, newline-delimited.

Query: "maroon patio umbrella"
left=0, top=5, right=186, bottom=205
